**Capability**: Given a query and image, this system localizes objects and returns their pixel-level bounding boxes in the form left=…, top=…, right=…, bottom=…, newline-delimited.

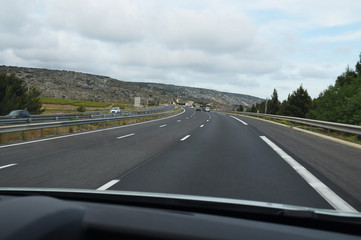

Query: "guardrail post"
left=28, top=118, right=32, bottom=123
left=56, top=127, right=59, bottom=135
left=327, top=129, right=330, bottom=135
left=22, top=130, right=25, bottom=140
left=355, top=135, right=358, bottom=143
left=79, top=124, right=82, bottom=131
left=55, top=116, right=58, bottom=121
left=40, top=128, right=43, bottom=137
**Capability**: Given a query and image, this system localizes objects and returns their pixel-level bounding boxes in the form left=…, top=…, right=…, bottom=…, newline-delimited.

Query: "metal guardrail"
left=0, top=107, right=180, bottom=142
left=228, top=111, right=361, bottom=137
left=0, top=106, right=172, bottom=125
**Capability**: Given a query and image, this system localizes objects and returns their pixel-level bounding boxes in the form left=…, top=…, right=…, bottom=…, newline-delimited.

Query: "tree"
left=1, top=85, right=21, bottom=114
left=308, top=55, right=361, bottom=124
left=250, top=104, right=256, bottom=112
left=0, top=73, right=43, bottom=115
left=26, top=87, right=45, bottom=114
left=336, top=66, right=357, bottom=87
left=355, top=53, right=361, bottom=75
left=256, top=100, right=266, bottom=113
left=267, top=88, right=281, bottom=114
left=280, top=85, right=312, bottom=118
left=237, top=104, right=244, bottom=111
left=280, top=98, right=291, bottom=116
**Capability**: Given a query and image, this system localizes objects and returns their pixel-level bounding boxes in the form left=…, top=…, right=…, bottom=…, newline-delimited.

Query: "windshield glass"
left=0, top=0, right=360, bottom=215
left=8, top=110, right=21, bottom=115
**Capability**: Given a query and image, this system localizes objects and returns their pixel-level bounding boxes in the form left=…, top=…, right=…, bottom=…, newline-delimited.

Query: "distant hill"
left=0, top=66, right=262, bottom=109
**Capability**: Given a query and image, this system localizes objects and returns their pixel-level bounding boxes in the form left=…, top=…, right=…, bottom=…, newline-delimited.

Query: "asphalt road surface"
left=0, top=107, right=360, bottom=212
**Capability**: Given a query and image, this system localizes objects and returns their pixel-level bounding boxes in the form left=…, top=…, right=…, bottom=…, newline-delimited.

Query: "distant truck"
left=204, top=107, right=210, bottom=112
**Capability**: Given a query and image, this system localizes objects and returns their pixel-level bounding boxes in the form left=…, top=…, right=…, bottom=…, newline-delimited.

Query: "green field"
left=40, top=97, right=135, bottom=114
left=40, top=97, right=113, bottom=107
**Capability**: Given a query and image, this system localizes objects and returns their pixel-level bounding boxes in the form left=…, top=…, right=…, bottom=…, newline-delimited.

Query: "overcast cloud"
left=1, top=0, right=360, bottom=100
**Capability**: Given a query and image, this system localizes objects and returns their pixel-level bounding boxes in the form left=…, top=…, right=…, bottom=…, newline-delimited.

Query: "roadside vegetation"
left=0, top=108, right=181, bottom=144
left=40, top=97, right=112, bottom=108
left=40, top=98, right=134, bottom=114
left=244, top=53, right=361, bottom=126
left=40, top=97, right=134, bottom=114
left=0, top=72, right=136, bottom=116
left=0, top=73, right=43, bottom=115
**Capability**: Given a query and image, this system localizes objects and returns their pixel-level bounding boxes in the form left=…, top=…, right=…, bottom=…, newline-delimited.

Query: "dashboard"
left=0, top=189, right=360, bottom=240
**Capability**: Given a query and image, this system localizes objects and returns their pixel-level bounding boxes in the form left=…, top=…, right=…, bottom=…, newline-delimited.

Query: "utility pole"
left=265, top=99, right=268, bottom=114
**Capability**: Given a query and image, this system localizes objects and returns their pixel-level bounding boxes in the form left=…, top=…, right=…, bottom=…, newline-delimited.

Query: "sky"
left=1, top=0, right=360, bottom=101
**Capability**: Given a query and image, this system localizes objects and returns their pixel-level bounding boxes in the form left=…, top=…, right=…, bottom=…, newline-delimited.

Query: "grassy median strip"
left=0, top=109, right=181, bottom=144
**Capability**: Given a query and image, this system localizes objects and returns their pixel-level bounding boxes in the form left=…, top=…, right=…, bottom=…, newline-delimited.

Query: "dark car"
left=196, top=108, right=201, bottom=111
left=7, top=110, right=31, bottom=118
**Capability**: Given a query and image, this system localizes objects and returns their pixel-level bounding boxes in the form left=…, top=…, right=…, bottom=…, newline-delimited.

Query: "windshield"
left=8, top=110, right=21, bottom=115
left=0, top=0, right=360, bottom=215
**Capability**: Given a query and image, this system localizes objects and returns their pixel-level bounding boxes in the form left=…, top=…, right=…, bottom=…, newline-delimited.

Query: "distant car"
left=205, top=107, right=210, bottom=112
left=6, top=110, right=31, bottom=118
left=196, top=108, right=201, bottom=111
left=110, top=107, right=121, bottom=113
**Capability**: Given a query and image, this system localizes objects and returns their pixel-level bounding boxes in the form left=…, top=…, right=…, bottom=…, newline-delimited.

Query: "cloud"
left=155, top=9, right=257, bottom=53
left=47, top=0, right=144, bottom=43
left=309, top=30, right=361, bottom=43
left=299, top=66, right=330, bottom=79
left=244, top=0, right=361, bottom=27
left=0, top=0, right=360, bottom=102
left=333, top=46, right=353, bottom=55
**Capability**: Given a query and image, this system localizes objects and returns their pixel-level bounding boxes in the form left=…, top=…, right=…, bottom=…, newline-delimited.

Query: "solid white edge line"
left=159, top=124, right=167, bottom=128
left=0, top=108, right=185, bottom=149
left=260, top=136, right=357, bottom=213
left=230, top=116, right=248, bottom=125
left=116, top=133, right=135, bottom=139
left=97, top=179, right=120, bottom=190
left=0, top=163, right=18, bottom=170
left=180, top=135, right=191, bottom=141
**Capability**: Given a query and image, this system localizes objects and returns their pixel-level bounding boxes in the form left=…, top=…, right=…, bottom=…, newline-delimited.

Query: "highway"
left=0, top=107, right=360, bottom=212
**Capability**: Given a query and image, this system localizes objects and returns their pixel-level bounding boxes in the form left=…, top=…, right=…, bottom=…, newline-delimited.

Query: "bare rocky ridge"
left=0, top=65, right=262, bottom=108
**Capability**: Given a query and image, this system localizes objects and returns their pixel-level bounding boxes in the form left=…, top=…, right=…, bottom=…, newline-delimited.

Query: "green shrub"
left=77, top=105, right=86, bottom=112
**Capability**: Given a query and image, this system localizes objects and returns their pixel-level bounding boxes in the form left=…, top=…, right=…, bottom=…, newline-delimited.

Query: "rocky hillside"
left=0, top=66, right=262, bottom=108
